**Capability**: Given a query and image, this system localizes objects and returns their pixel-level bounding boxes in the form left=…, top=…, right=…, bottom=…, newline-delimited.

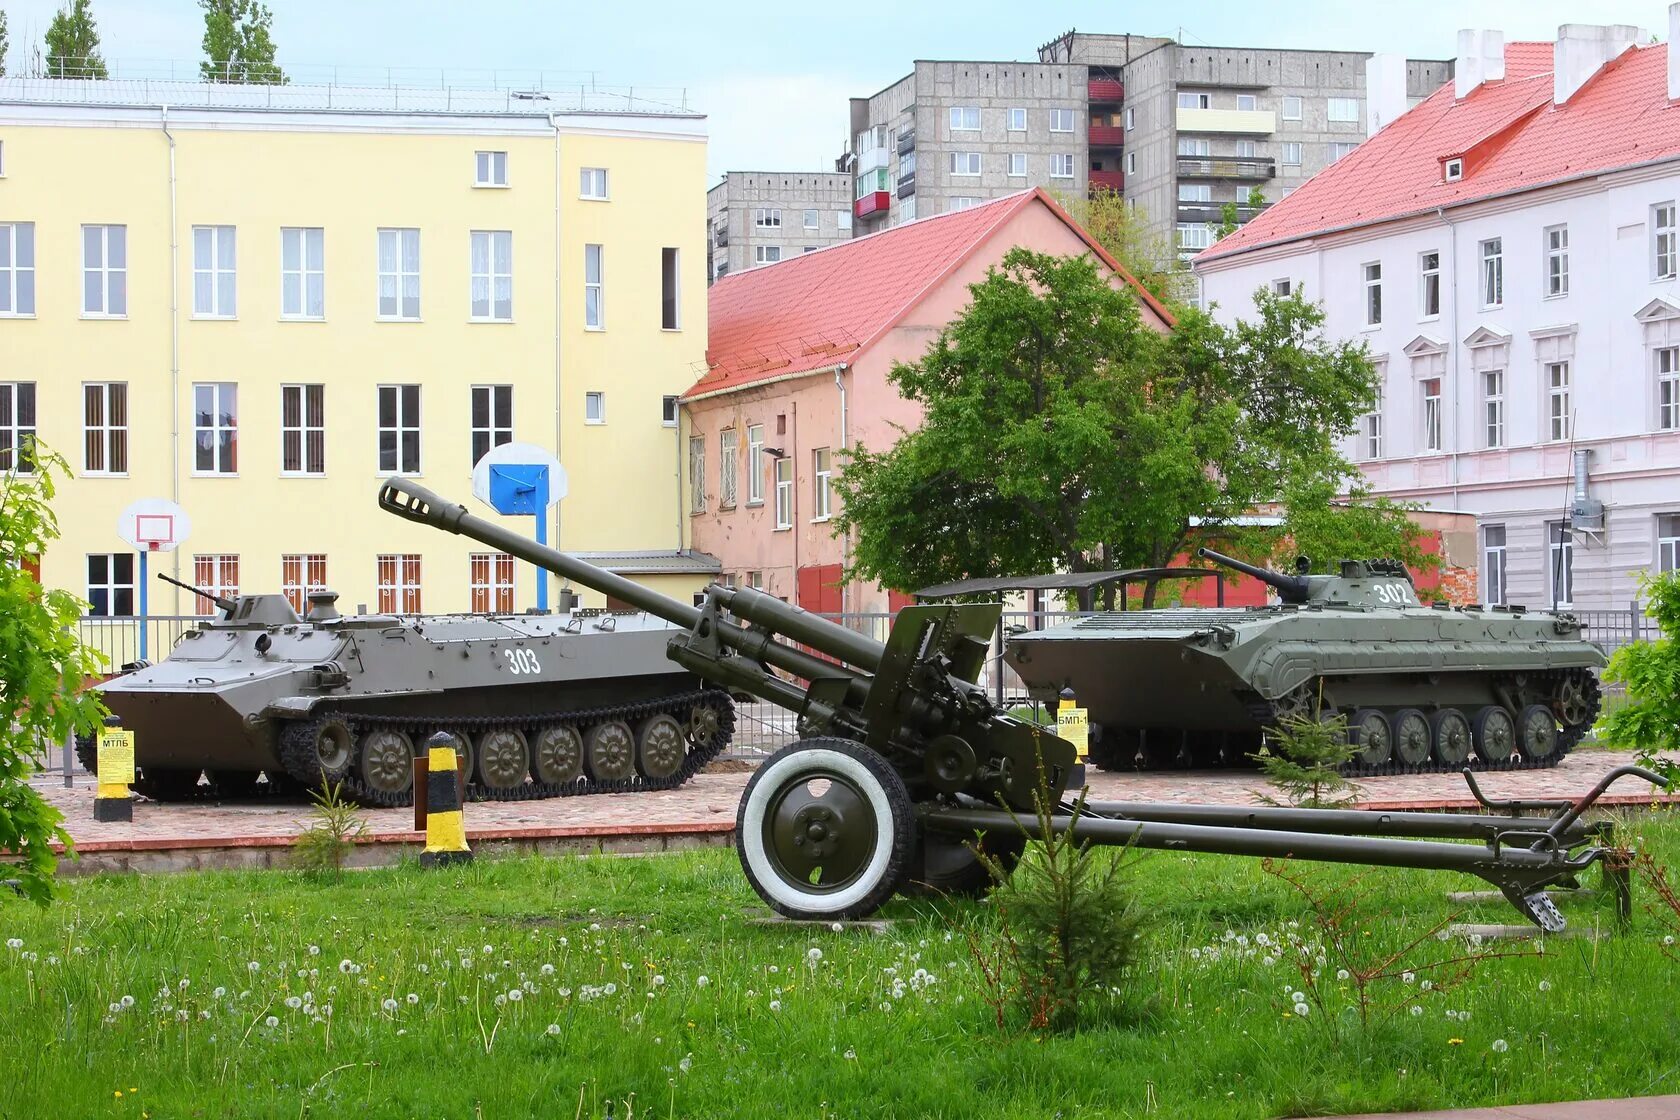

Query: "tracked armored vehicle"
left=81, top=578, right=734, bottom=804
left=1007, top=549, right=1605, bottom=775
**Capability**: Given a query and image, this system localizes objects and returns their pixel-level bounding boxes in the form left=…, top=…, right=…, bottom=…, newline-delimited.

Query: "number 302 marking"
left=1373, top=584, right=1414, bottom=606
left=502, top=648, right=542, bottom=674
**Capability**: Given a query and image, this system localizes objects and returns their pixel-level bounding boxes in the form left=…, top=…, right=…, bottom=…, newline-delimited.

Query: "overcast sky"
left=1, top=0, right=1671, bottom=177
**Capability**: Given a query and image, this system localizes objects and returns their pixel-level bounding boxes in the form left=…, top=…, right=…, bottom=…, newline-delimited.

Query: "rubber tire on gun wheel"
left=737, top=738, right=914, bottom=921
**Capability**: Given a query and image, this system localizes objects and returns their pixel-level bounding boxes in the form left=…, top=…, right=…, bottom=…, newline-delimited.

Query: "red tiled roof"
left=690, top=187, right=1172, bottom=399
left=1199, top=41, right=1680, bottom=264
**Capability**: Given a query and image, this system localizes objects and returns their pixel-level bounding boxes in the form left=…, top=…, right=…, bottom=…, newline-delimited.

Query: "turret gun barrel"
left=157, top=572, right=238, bottom=615
left=1195, top=547, right=1311, bottom=605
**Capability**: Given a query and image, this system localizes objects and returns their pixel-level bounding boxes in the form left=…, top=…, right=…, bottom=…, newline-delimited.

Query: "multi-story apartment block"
left=1195, top=19, right=1680, bottom=613
left=706, top=171, right=853, bottom=281
left=0, top=77, right=712, bottom=620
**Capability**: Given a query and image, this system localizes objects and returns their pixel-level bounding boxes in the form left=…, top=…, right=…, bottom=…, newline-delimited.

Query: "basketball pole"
left=534, top=472, right=549, bottom=613
left=138, top=548, right=148, bottom=662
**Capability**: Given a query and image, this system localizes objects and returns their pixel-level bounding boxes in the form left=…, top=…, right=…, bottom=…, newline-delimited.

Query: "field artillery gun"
left=380, top=478, right=1662, bottom=929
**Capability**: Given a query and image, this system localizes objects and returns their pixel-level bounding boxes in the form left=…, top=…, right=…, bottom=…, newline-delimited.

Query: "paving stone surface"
left=1313, top=1094, right=1680, bottom=1119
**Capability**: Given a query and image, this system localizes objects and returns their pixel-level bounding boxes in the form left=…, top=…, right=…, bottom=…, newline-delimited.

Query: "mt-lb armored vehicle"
left=83, top=577, right=734, bottom=804
left=1007, top=549, right=1605, bottom=775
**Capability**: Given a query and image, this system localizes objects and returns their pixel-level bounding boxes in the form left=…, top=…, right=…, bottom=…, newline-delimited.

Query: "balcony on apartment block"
left=1089, top=170, right=1125, bottom=193
left=1175, top=201, right=1271, bottom=224
left=1175, top=107, right=1276, bottom=134
left=1088, top=77, right=1124, bottom=102
left=1176, top=155, right=1276, bottom=180
left=855, top=191, right=890, bottom=218
left=1089, top=124, right=1124, bottom=147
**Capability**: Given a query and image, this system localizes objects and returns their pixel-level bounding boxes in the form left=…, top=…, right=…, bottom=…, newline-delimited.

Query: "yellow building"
left=0, top=78, right=710, bottom=629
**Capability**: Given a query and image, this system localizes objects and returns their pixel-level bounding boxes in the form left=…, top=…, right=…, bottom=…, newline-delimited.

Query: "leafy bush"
left=1596, top=569, right=1680, bottom=786
left=291, top=780, right=368, bottom=876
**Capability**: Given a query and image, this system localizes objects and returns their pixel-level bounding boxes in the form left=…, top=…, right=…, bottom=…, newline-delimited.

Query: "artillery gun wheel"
left=134, top=767, right=202, bottom=801
left=635, top=714, right=687, bottom=780
left=1430, top=708, right=1473, bottom=766
left=585, top=720, right=636, bottom=782
left=358, top=729, right=416, bottom=796
left=531, top=725, right=584, bottom=785
left=1471, top=706, right=1516, bottom=764
left=475, top=728, right=530, bottom=791
left=1390, top=709, right=1432, bottom=768
left=1349, top=709, right=1393, bottom=768
left=902, top=828, right=1025, bottom=899
left=737, top=737, right=914, bottom=920
left=1516, top=704, right=1560, bottom=763
left=206, top=769, right=262, bottom=799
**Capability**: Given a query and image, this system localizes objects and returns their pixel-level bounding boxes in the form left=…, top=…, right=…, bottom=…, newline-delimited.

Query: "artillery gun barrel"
left=156, top=571, right=237, bottom=614
left=1195, top=547, right=1309, bottom=603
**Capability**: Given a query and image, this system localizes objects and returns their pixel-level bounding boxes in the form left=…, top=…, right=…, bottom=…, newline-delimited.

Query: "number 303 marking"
left=502, top=648, right=542, bottom=674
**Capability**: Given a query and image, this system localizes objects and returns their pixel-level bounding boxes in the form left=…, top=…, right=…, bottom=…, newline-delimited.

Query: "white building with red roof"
left=683, top=187, right=1173, bottom=613
left=1194, top=14, right=1680, bottom=614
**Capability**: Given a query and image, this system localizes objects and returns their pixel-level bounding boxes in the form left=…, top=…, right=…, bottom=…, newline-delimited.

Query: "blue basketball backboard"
left=487, top=464, right=549, bottom=516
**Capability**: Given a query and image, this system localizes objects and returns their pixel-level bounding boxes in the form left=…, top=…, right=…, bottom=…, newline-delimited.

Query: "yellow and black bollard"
left=418, top=733, right=472, bottom=868
left=93, top=715, right=135, bottom=823
left=1056, top=686, right=1090, bottom=790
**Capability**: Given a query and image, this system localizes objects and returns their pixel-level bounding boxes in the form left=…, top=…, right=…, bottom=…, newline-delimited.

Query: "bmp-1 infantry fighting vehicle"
left=82, top=574, right=734, bottom=804
left=1007, top=549, right=1606, bottom=775
left=379, top=476, right=1659, bottom=931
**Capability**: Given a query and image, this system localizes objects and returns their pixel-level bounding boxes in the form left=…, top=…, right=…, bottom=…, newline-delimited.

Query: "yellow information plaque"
left=1056, top=706, right=1090, bottom=762
left=96, top=729, right=136, bottom=788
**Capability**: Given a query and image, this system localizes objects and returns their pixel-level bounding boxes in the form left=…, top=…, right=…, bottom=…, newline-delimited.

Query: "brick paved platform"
left=1313, top=1094, right=1680, bottom=1119
left=24, top=748, right=1675, bottom=874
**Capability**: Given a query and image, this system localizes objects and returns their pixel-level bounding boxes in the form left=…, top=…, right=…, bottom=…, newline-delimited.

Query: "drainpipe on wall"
left=790, top=401, right=799, bottom=601
left=1437, top=205, right=1462, bottom=511
left=675, top=404, right=684, bottom=550
left=160, top=104, right=182, bottom=610
left=548, top=112, right=565, bottom=561
left=834, top=365, right=849, bottom=613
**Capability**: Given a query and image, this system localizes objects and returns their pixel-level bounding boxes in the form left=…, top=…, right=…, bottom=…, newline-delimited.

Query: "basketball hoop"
left=118, top=500, right=189, bottom=555
left=135, top=513, right=174, bottom=552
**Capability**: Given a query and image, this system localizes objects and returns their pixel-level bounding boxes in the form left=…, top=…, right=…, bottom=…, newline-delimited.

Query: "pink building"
left=682, top=188, right=1173, bottom=613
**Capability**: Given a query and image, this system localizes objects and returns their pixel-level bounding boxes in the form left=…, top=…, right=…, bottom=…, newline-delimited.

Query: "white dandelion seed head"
left=308, top=945, right=320, bottom=956
left=679, top=1055, right=693, bottom=1073
left=1402, top=971, right=1416, bottom=984
left=264, top=1015, right=279, bottom=1028
left=830, top=922, right=843, bottom=932
left=1291, top=991, right=1305, bottom=1003
left=1492, top=1038, right=1509, bottom=1053
left=178, top=978, right=191, bottom=990
left=604, top=982, right=617, bottom=996
left=844, top=1047, right=856, bottom=1060
left=247, top=961, right=261, bottom=973
left=1420, top=979, right=1433, bottom=991
left=769, top=999, right=782, bottom=1012
left=285, top=996, right=302, bottom=1009
left=4, top=939, right=21, bottom=950
left=338, top=960, right=354, bottom=974
left=1410, top=1005, right=1424, bottom=1016
left=508, top=989, right=522, bottom=1002
left=1538, top=980, right=1552, bottom=992
left=653, top=974, right=665, bottom=987
left=1336, top=969, right=1350, bottom=981
left=1666, top=935, right=1676, bottom=946
left=120, top=995, right=135, bottom=1008
left=382, top=998, right=398, bottom=1012
left=546, top=1023, right=561, bottom=1036
left=540, top=963, right=555, bottom=976
left=558, top=987, right=572, bottom=999
left=696, top=975, right=709, bottom=988
left=493, top=994, right=507, bottom=1008
left=1293, top=1002, right=1310, bottom=1016
left=212, top=986, right=226, bottom=999
left=806, top=948, right=823, bottom=965
left=482, top=944, right=493, bottom=954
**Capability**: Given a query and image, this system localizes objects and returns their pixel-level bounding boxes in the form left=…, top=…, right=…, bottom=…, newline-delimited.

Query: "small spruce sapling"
left=1253, top=707, right=1362, bottom=809
left=291, top=780, right=368, bottom=876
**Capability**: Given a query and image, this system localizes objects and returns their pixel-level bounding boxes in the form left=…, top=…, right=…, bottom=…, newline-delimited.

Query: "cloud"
left=689, top=72, right=861, bottom=180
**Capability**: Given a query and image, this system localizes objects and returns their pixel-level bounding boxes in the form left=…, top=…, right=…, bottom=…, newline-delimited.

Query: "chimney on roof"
left=1553, top=23, right=1643, bottom=104
left=1366, top=53, right=1409, bottom=136
left=1455, top=29, right=1506, bottom=100
left=1670, top=4, right=1680, bottom=101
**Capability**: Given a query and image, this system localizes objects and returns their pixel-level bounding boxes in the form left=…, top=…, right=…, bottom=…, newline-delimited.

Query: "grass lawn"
left=4, top=814, right=1680, bottom=1119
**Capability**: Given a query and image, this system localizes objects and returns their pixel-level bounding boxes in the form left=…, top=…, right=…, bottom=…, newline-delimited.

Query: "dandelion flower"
left=1492, top=1038, right=1509, bottom=1053
left=5, top=939, right=21, bottom=950
left=212, top=986, right=226, bottom=999
left=120, top=995, right=135, bottom=1008
left=653, top=974, right=666, bottom=987
left=679, top=1055, right=693, bottom=1073
left=1420, top=979, right=1433, bottom=991
left=247, top=962, right=261, bottom=973
left=339, top=960, right=354, bottom=974
left=508, top=989, right=523, bottom=1002
left=308, top=945, right=320, bottom=956
left=830, top=923, right=843, bottom=932
left=285, top=996, right=302, bottom=1010
left=482, top=944, right=493, bottom=954
left=1666, top=935, right=1676, bottom=947
left=806, top=948, right=823, bottom=966
left=1402, top=971, right=1416, bottom=984
left=604, top=982, right=617, bottom=996
left=769, top=999, right=782, bottom=1012
left=1291, top=991, right=1305, bottom=1003
left=844, top=1047, right=856, bottom=1060
left=1448, top=1037, right=1464, bottom=1046
left=546, top=1023, right=561, bottom=1036
left=558, top=987, right=572, bottom=999
left=540, top=964, right=555, bottom=976
left=1293, top=1002, right=1310, bottom=1016
left=1410, top=1005, right=1424, bottom=1017
left=264, top=1016, right=279, bottom=1028
left=696, top=974, right=710, bottom=988
left=406, top=993, right=419, bottom=1005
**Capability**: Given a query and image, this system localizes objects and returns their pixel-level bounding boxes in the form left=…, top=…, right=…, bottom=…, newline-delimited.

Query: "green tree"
left=1, top=10, right=10, bottom=78
left=199, top=0, right=285, bottom=84
left=0, top=449, right=108, bottom=904
left=1596, top=569, right=1680, bottom=786
left=1050, top=187, right=1190, bottom=308
left=835, top=253, right=1425, bottom=607
left=45, top=0, right=106, bottom=78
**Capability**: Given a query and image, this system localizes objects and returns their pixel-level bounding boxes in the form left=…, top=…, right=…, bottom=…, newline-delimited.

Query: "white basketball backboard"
left=118, top=499, right=191, bottom=553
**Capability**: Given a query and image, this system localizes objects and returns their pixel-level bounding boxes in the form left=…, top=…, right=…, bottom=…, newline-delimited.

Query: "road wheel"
left=421, top=730, right=474, bottom=782
left=737, top=738, right=914, bottom=920
left=1551, top=670, right=1599, bottom=731
left=531, top=725, right=584, bottom=784
left=476, top=728, right=530, bottom=791
left=358, top=729, right=415, bottom=796
left=585, top=720, right=636, bottom=782
left=1516, top=704, right=1559, bottom=763
left=1429, top=708, right=1473, bottom=766
left=636, top=713, right=687, bottom=780
left=1349, top=709, right=1393, bottom=767
left=1472, top=706, right=1516, bottom=764
left=1390, top=708, right=1432, bottom=767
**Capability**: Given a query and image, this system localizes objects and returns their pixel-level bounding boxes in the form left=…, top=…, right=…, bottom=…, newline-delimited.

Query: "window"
left=950, top=106, right=980, bottom=131
left=747, top=424, right=765, bottom=504
left=191, top=383, right=238, bottom=474
left=281, top=383, right=325, bottom=475
left=719, top=428, right=739, bottom=507
left=377, top=228, right=420, bottom=320
left=1124, top=107, right=1135, bottom=130
left=1659, top=513, right=1680, bottom=573
left=471, top=385, right=512, bottom=465
left=377, top=554, right=422, bottom=614
left=1422, top=377, right=1442, bottom=452
left=1007, top=107, right=1026, bottom=131
left=83, top=382, right=127, bottom=474
left=812, top=447, right=832, bottom=520
left=1363, top=261, right=1382, bottom=326
left=660, top=247, right=681, bottom=330
left=747, top=571, right=763, bottom=590
left=580, top=167, right=608, bottom=199
left=1270, top=278, right=1292, bottom=296
left=1545, top=225, right=1569, bottom=297
left=0, top=382, right=36, bottom=474
left=1480, top=238, right=1503, bottom=308
left=1176, top=224, right=1214, bottom=252
left=281, top=227, right=325, bottom=319
left=773, top=455, right=793, bottom=529
left=1444, top=158, right=1464, bottom=182
left=1007, top=152, right=1027, bottom=177
left=1050, top=153, right=1074, bottom=179
left=1548, top=523, right=1574, bottom=608
left=754, top=208, right=781, bottom=228
left=82, top=224, right=126, bottom=316
left=1420, top=251, right=1441, bottom=318
left=1547, top=361, right=1571, bottom=442
left=192, top=225, right=236, bottom=317
left=1657, top=203, right=1678, bottom=280
left=1362, top=381, right=1383, bottom=459
left=1482, top=526, right=1507, bottom=605
left=1235, top=140, right=1256, bottom=158
left=584, top=391, right=605, bottom=425
left=1482, top=369, right=1504, bottom=448
left=1659, top=345, right=1680, bottom=430
left=0, top=222, right=34, bottom=316
left=475, top=150, right=508, bottom=187
left=281, top=554, right=328, bottom=615
left=85, top=553, right=135, bottom=617
left=584, top=243, right=604, bottom=327
left=1177, top=92, right=1210, bottom=109
left=378, top=385, right=421, bottom=472
left=1236, top=94, right=1257, bottom=111
left=470, top=553, right=515, bottom=613
left=949, top=197, right=981, bottom=212
left=1178, top=137, right=1210, bottom=157
left=662, top=395, right=679, bottom=427
left=837, top=210, right=852, bottom=232
left=1327, top=97, right=1359, bottom=122
left=689, top=435, right=706, bottom=513
left=1282, top=95, right=1303, bottom=120
left=1179, top=184, right=1211, bottom=202
left=468, top=230, right=513, bottom=322
left=1049, top=108, right=1075, bottom=132
left=754, top=245, right=781, bottom=266
left=1126, top=152, right=1137, bottom=174
left=1330, top=142, right=1357, bottom=161
left=1281, top=142, right=1302, bottom=166
left=192, top=555, right=239, bottom=615
left=950, top=152, right=981, bottom=176
left=798, top=209, right=818, bottom=231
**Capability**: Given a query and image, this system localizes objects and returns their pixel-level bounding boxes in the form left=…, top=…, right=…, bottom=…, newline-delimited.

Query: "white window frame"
left=1444, top=158, right=1464, bottom=182
left=1007, top=152, right=1027, bottom=177
left=0, top=222, right=35, bottom=317
left=1179, top=184, right=1211, bottom=203
left=1281, top=95, right=1303, bottom=120
left=1176, top=224, right=1214, bottom=252
left=1178, top=137, right=1210, bottom=157
left=1126, top=152, right=1137, bottom=175
left=1362, top=381, right=1383, bottom=460
left=1330, top=142, right=1357, bottom=162
left=1420, top=250, right=1441, bottom=319
left=280, top=227, right=325, bottom=320
left=1177, top=91, right=1211, bottom=109
left=1548, top=523, right=1574, bottom=609
left=474, top=150, right=508, bottom=188
left=812, top=447, right=832, bottom=521
left=1422, top=377, right=1443, bottom=453
left=1482, top=368, right=1505, bottom=449
left=689, top=435, right=706, bottom=514
left=1049, top=108, right=1076, bottom=133
left=662, top=247, right=681, bottom=331
left=83, top=382, right=128, bottom=476
left=192, top=224, right=237, bottom=319
left=1327, top=97, right=1359, bottom=123
left=192, top=381, right=239, bottom=475
left=1270, top=278, right=1292, bottom=296
left=470, top=384, right=513, bottom=466
left=469, top=229, right=513, bottom=322
left=1659, top=345, right=1680, bottom=430
left=719, top=428, right=739, bottom=508
left=802, top=209, right=819, bottom=230
left=1658, top=513, right=1680, bottom=573
left=281, top=554, right=329, bottom=616
left=837, top=210, right=852, bottom=232
left=950, top=151, right=981, bottom=177
left=1008, top=107, right=1027, bottom=132
left=0, top=382, right=37, bottom=475
left=1281, top=142, right=1302, bottom=166
left=662, top=395, right=679, bottom=427
left=773, top=455, right=793, bottom=530
left=1235, top=140, right=1256, bottom=158
left=1363, top=261, right=1382, bottom=327
left=377, top=384, right=421, bottom=473
left=1480, top=238, right=1503, bottom=309
left=949, top=198, right=981, bottom=212
left=82, top=224, right=127, bottom=317
left=1236, top=94, right=1257, bottom=111
left=377, top=227, right=421, bottom=321
left=1049, top=153, right=1075, bottom=179
left=280, top=383, right=325, bottom=476
left=85, top=553, right=136, bottom=618
left=747, top=424, right=765, bottom=504
left=580, top=167, right=609, bottom=200
left=754, top=208, right=782, bottom=228
left=754, top=245, right=781, bottom=266
left=1544, top=224, right=1569, bottom=298
left=1547, top=361, right=1571, bottom=442
left=949, top=106, right=980, bottom=132
left=1656, top=202, right=1677, bottom=281
left=584, top=391, right=606, bottom=425
left=584, top=243, right=604, bottom=328
left=1482, top=525, right=1507, bottom=605
left=377, top=554, right=423, bottom=615
left=469, top=553, right=516, bottom=613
